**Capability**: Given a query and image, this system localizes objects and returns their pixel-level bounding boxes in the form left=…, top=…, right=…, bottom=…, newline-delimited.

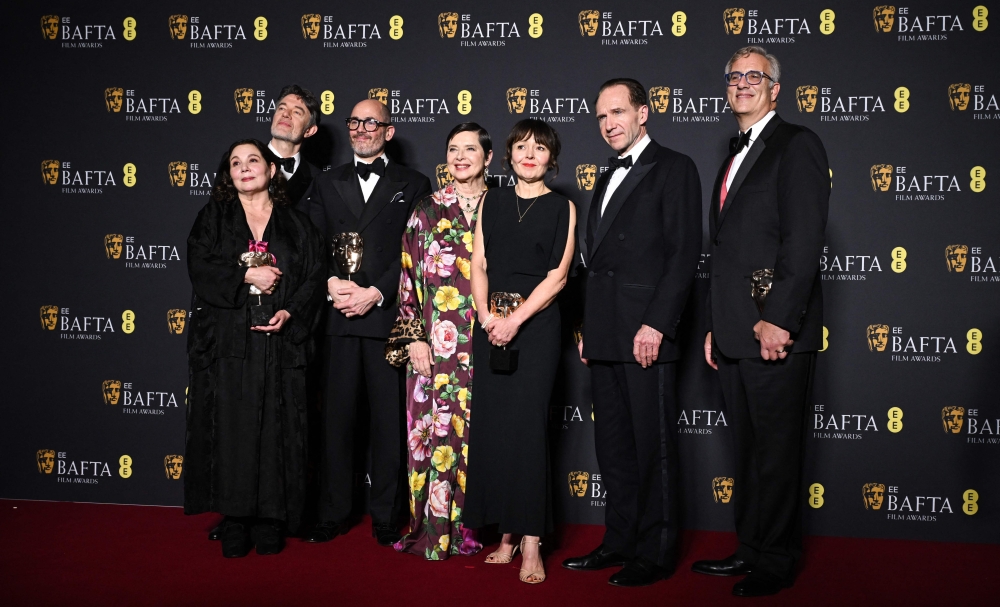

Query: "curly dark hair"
left=503, top=119, right=561, bottom=177
left=211, top=139, right=291, bottom=206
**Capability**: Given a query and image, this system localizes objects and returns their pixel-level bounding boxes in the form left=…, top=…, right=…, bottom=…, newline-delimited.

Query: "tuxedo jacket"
left=581, top=139, right=702, bottom=363
left=707, top=114, right=829, bottom=359
left=285, top=160, right=321, bottom=206
left=299, top=160, right=431, bottom=339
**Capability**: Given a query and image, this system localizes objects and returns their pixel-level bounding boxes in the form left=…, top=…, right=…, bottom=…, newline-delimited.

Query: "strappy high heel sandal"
left=519, top=537, right=546, bottom=584
left=484, top=540, right=519, bottom=564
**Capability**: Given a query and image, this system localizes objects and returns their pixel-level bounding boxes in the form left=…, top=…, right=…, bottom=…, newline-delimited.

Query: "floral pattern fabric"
left=394, top=185, right=481, bottom=560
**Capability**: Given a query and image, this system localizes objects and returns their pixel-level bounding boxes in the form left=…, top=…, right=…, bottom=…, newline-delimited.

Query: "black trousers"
left=317, top=335, right=404, bottom=524
left=716, top=351, right=816, bottom=581
left=590, top=361, right=679, bottom=570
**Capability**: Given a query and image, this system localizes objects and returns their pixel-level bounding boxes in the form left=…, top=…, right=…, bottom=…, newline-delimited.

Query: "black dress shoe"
left=608, top=557, right=669, bottom=587
left=732, top=571, right=791, bottom=597
left=562, top=544, right=628, bottom=571
left=691, top=554, right=754, bottom=577
left=251, top=521, right=284, bottom=555
left=207, top=520, right=224, bottom=541
left=372, top=521, right=402, bottom=546
left=221, top=520, right=252, bottom=558
left=304, top=520, right=349, bottom=543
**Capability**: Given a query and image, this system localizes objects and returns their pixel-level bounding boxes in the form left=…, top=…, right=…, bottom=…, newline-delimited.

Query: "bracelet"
left=480, top=314, right=496, bottom=330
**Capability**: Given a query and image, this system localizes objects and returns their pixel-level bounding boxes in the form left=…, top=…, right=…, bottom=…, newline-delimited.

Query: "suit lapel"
left=717, top=115, right=783, bottom=231
left=591, top=142, right=659, bottom=258
left=583, top=171, right=611, bottom=264
left=709, top=159, right=729, bottom=238
left=332, top=165, right=364, bottom=219
left=357, top=163, right=405, bottom=232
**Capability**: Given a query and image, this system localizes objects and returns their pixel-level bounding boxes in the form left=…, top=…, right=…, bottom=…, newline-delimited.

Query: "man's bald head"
left=353, top=99, right=391, bottom=124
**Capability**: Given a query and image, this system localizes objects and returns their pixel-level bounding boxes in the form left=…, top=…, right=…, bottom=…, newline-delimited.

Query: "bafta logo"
left=368, top=88, right=389, bottom=105
left=942, top=406, right=965, bottom=434
left=568, top=471, right=589, bottom=497
left=873, top=6, right=896, bottom=32
left=104, top=234, right=123, bottom=260
left=712, top=477, right=734, bottom=503
left=41, top=15, right=59, bottom=40
left=102, top=380, right=122, bottom=405
left=863, top=482, right=886, bottom=510
left=575, top=164, right=597, bottom=191
left=438, top=12, right=459, bottom=38
left=435, top=164, right=454, bottom=189
left=946, top=244, right=969, bottom=273
left=796, top=86, right=819, bottom=113
left=168, top=15, right=189, bottom=40
left=234, top=88, right=254, bottom=114
left=164, top=455, right=184, bottom=480
left=866, top=324, right=889, bottom=352
left=648, top=87, right=671, bottom=113
left=949, top=83, right=971, bottom=111
left=301, top=14, right=321, bottom=39
left=579, top=10, right=599, bottom=36
left=40, top=305, right=59, bottom=331
left=167, top=309, right=187, bottom=335
left=41, top=160, right=60, bottom=185
left=37, top=449, right=56, bottom=474
left=105, top=87, right=124, bottom=113
left=723, top=8, right=746, bottom=34
left=870, top=164, right=893, bottom=192
left=168, top=161, right=188, bottom=187
left=506, top=87, right=527, bottom=114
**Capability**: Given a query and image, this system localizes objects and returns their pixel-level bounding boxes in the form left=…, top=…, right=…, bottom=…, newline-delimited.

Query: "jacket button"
left=588, top=271, right=595, bottom=278
left=714, top=238, right=721, bottom=246
left=377, top=246, right=383, bottom=252
left=618, top=233, right=625, bottom=240
left=607, top=271, right=614, bottom=277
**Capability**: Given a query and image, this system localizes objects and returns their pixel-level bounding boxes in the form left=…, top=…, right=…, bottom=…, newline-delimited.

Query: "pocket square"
left=390, top=191, right=404, bottom=204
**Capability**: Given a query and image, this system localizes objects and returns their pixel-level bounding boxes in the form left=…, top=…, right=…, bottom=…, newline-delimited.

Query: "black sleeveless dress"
left=463, top=187, right=571, bottom=537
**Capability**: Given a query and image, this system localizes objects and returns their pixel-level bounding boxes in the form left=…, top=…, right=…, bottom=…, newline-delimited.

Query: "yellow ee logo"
left=970, top=166, right=986, bottom=192
left=894, top=87, right=910, bottom=113
left=389, top=15, right=403, bottom=40
left=890, top=246, right=907, bottom=273
left=819, top=9, right=835, bottom=35
left=671, top=12, right=687, bottom=36
left=320, top=91, right=334, bottom=115
left=967, top=328, right=983, bottom=355
left=808, top=483, right=824, bottom=508
left=528, top=13, right=543, bottom=38
left=887, top=407, right=903, bottom=433
left=829, top=168, right=833, bottom=189
left=972, top=6, right=988, bottom=32
left=254, top=17, right=268, bottom=41
left=119, top=454, right=133, bottom=478
left=963, top=489, right=979, bottom=515
left=123, top=17, right=137, bottom=41
left=188, top=90, right=202, bottom=114
left=123, top=163, right=136, bottom=187
left=122, top=310, right=136, bottom=334
left=820, top=326, right=829, bottom=352
left=457, top=90, right=472, bottom=115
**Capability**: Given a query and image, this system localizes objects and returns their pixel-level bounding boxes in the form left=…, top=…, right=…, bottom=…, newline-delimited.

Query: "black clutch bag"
left=489, top=347, right=519, bottom=373
left=250, top=303, right=275, bottom=327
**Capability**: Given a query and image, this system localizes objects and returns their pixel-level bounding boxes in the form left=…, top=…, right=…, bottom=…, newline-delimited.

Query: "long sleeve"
left=398, top=205, right=428, bottom=324
left=187, top=202, right=249, bottom=310
left=281, top=214, right=328, bottom=344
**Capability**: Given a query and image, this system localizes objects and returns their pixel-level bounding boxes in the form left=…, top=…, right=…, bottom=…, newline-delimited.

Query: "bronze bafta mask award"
left=488, top=292, right=525, bottom=373
left=332, top=232, right=366, bottom=285
left=239, top=240, right=276, bottom=326
left=750, top=269, right=774, bottom=315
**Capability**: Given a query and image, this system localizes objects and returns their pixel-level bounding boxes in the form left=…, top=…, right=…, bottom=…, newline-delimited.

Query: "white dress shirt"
left=725, top=110, right=776, bottom=191
left=601, top=134, right=651, bottom=215
left=355, top=153, right=389, bottom=202
left=267, top=142, right=300, bottom=180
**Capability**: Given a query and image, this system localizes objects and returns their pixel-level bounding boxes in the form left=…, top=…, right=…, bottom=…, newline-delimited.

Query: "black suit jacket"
left=284, top=160, right=321, bottom=205
left=707, top=114, right=829, bottom=359
left=299, top=159, right=431, bottom=339
left=581, top=139, right=702, bottom=363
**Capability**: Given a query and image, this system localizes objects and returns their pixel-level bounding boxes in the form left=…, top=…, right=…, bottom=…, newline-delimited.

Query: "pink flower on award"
left=425, top=241, right=456, bottom=277
left=426, top=478, right=451, bottom=519
left=412, top=374, right=431, bottom=403
left=431, top=320, right=458, bottom=359
left=407, top=414, right=434, bottom=461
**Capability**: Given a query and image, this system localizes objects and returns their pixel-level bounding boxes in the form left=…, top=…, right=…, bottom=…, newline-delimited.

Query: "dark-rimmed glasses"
left=346, top=117, right=391, bottom=132
left=724, top=71, right=776, bottom=86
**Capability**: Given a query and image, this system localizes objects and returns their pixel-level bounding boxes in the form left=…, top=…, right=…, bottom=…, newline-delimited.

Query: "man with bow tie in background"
left=269, top=84, right=322, bottom=204
left=299, top=97, right=431, bottom=546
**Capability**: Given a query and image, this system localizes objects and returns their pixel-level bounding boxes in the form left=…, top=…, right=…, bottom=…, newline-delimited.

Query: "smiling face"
left=509, top=133, right=551, bottom=183
left=447, top=131, right=492, bottom=185
left=727, top=52, right=779, bottom=129
left=229, top=143, right=275, bottom=197
left=596, top=84, right=648, bottom=155
left=349, top=99, right=394, bottom=159
left=271, top=94, right=317, bottom=145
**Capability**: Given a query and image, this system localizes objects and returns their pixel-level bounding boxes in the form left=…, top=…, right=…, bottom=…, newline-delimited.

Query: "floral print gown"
left=394, top=185, right=482, bottom=560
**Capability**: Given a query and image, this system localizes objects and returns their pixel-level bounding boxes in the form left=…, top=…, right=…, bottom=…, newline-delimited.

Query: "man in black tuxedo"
left=693, top=46, right=829, bottom=597
left=563, top=79, right=701, bottom=587
left=269, top=85, right=322, bottom=204
left=299, top=98, right=431, bottom=545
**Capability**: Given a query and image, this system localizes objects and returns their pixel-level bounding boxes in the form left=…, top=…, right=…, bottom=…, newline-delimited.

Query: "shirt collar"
left=618, top=133, right=651, bottom=162
left=740, top=110, right=776, bottom=145
left=267, top=142, right=300, bottom=174
left=355, top=153, right=389, bottom=167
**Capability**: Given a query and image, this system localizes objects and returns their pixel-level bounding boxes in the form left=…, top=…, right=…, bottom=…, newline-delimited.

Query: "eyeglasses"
left=724, top=71, right=776, bottom=86
left=346, top=117, right=391, bottom=132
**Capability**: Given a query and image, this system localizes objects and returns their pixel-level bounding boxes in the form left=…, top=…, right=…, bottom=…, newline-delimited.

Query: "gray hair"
left=725, top=46, right=781, bottom=87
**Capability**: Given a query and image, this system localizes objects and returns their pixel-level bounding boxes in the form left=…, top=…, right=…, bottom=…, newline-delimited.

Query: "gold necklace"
left=516, top=193, right=540, bottom=222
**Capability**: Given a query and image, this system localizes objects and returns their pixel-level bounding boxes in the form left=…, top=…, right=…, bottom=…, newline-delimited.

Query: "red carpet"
left=2, top=500, right=997, bottom=606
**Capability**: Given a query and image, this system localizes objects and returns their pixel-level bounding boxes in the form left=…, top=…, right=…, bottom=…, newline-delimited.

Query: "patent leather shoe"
left=608, top=557, right=669, bottom=587
left=691, top=554, right=754, bottom=577
left=562, top=544, right=628, bottom=571
left=372, top=521, right=402, bottom=546
left=207, top=520, right=223, bottom=541
left=221, top=519, right=252, bottom=558
left=732, top=571, right=791, bottom=597
left=304, top=520, right=349, bottom=543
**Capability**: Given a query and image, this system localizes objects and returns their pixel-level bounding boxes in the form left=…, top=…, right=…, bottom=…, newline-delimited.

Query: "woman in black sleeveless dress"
left=465, top=119, right=577, bottom=584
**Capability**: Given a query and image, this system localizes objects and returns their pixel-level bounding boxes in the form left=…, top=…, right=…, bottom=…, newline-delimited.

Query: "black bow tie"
left=729, top=129, right=752, bottom=155
left=356, top=157, right=386, bottom=180
left=276, top=157, right=295, bottom=174
left=609, top=155, right=633, bottom=170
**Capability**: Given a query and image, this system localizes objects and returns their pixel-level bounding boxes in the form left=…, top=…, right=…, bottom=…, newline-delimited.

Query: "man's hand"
left=327, top=277, right=356, bottom=304
left=252, top=309, right=290, bottom=333
left=334, top=285, right=381, bottom=318
left=754, top=320, right=793, bottom=361
left=704, top=332, right=718, bottom=370
left=633, top=324, right=663, bottom=368
left=577, top=338, right=588, bottom=366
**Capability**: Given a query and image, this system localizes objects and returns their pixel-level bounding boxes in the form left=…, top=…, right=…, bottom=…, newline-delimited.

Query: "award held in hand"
left=332, top=232, right=366, bottom=286
left=488, top=292, right=525, bottom=373
left=750, top=268, right=774, bottom=314
left=240, top=240, right=277, bottom=327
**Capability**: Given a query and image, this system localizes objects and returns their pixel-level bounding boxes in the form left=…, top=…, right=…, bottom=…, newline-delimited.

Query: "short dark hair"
left=595, top=78, right=648, bottom=109
left=277, top=84, right=321, bottom=128
left=211, top=139, right=290, bottom=207
left=445, top=122, right=492, bottom=156
left=504, top=119, right=561, bottom=176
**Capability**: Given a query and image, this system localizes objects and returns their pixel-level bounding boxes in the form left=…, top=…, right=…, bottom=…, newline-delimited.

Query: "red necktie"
left=719, top=157, right=735, bottom=211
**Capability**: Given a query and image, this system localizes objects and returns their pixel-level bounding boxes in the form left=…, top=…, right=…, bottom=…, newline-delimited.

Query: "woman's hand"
left=408, top=341, right=434, bottom=377
left=245, top=266, right=282, bottom=293
left=487, top=316, right=521, bottom=347
left=252, top=309, right=290, bottom=332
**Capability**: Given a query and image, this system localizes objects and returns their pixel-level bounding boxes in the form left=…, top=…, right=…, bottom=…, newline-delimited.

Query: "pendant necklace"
left=454, top=186, right=486, bottom=214
left=515, top=191, right=540, bottom=222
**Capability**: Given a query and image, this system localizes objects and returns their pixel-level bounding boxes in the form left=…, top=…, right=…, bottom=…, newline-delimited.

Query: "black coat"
left=581, top=139, right=702, bottom=363
left=284, top=160, right=321, bottom=206
left=299, top=159, right=431, bottom=339
left=706, top=114, right=830, bottom=359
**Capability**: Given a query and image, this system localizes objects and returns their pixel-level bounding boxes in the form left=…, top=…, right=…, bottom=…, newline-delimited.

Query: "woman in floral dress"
left=392, top=123, right=493, bottom=560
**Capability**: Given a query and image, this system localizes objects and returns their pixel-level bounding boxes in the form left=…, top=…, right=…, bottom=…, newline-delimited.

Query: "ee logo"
left=819, top=326, right=829, bottom=352
left=894, top=87, right=910, bottom=113
left=819, top=9, right=835, bottom=35
left=254, top=17, right=268, bottom=41
left=123, top=17, right=137, bottom=41
left=122, top=310, right=136, bottom=334
left=963, top=489, right=979, bottom=515
left=389, top=15, right=403, bottom=40
left=123, top=163, right=136, bottom=187
left=119, top=454, right=133, bottom=478
left=970, top=166, right=986, bottom=192
left=671, top=12, right=686, bottom=36
left=457, top=90, right=472, bottom=115
left=320, top=91, right=335, bottom=115
left=528, top=13, right=543, bottom=38
left=887, top=407, right=903, bottom=433
left=188, top=90, right=202, bottom=114
left=890, top=246, right=907, bottom=273
left=967, top=328, right=982, bottom=355
left=972, top=6, right=988, bottom=32
left=808, top=483, right=824, bottom=508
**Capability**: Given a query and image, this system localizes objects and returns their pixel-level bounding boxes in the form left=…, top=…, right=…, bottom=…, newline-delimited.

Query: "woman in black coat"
left=184, top=139, right=325, bottom=557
